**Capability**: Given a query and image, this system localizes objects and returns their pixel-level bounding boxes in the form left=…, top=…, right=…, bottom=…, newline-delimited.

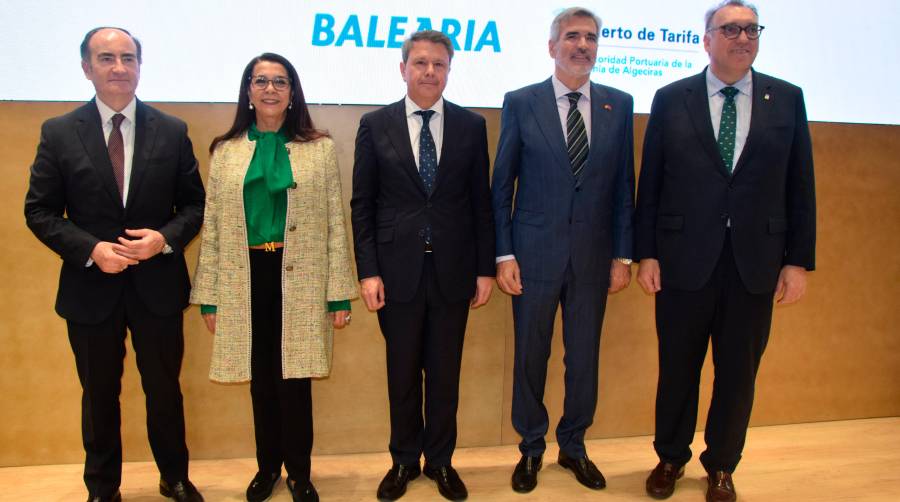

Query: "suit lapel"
left=580, top=83, right=610, bottom=185
left=75, top=101, right=124, bottom=209
left=431, top=100, right=458, bottom=195
left=385, top=100, right=427, bottom=196
left=530, top=78, right=572, bottom=179
left=732, top=69, right=769, bottom=177
left=685, top=70, right=730, bottom=179
left=125, top=100, right=156, bottom=210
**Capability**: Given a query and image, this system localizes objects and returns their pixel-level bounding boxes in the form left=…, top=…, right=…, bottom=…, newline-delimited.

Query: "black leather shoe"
left=646, top=462, right=684, bottom=499
left=511, top=455, right=542, bottom=493
left=423, top=464, right=467, bottom=501
left=87, top=491, right=121, bottom=502
left=160, top=478, right=204, bottom=502
left=246, top=471, right=281, bottom=502
left=557, top=451, right=606, bottom=489
left=286, top=477, right=319, bottom=502
left=377, top=463, right=421, bottom=500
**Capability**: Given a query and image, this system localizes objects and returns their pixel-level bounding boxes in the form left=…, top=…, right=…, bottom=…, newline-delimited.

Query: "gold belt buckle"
left=264, top=242, right=276, bottom=252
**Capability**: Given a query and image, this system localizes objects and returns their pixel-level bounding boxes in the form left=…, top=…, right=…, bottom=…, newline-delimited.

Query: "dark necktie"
left=717, top=86, right=739, bottom=173
left=108, top=113, right=126, bottom=198
left=415, top=109, right=437, bottom=246
left=566, top=92, right=589, bottom=177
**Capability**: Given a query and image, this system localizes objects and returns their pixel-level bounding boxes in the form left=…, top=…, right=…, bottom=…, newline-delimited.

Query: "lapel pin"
left=603, top=103, right=612, bottom=111
left=764, top=93, right=770, bottom=101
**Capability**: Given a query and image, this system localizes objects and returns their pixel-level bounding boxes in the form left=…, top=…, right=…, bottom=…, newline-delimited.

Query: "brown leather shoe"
left=645, top=462, right=684, bottom=499
left=706, top=471, right=736, bottom=502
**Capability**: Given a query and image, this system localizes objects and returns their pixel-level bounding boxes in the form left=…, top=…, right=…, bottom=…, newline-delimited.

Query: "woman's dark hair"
left=210, top=52, right=327, bottom=153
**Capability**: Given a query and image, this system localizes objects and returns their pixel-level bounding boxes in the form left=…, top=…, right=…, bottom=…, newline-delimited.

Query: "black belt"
left=425, top=242, right=433, bottom=253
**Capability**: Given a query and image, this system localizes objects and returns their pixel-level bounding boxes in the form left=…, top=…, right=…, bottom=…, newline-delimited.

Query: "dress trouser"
left=511, top=261, right=608, bottom=458
left=652, top=232, right=774, bottom=473
left=67, top=276, right=189, bottom=498
left=377, top=254, right=470, bottom=467
left=248, top=248, right=313, bottom=483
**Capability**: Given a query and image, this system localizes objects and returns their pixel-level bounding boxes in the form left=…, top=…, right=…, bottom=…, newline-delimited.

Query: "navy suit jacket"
left=491, top=78, right=635, bottom=286
left=25, top=99, right=205, bottom=323
left=634, top=68, right=816, bottom=293
left=351, top=98, right=495, bottom=302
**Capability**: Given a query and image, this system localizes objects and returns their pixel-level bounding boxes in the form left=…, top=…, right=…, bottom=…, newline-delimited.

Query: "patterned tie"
left=108, top=113, right=126, bottom=198
left=566, top=92, right=589, bottom=178
left=415, top=109, right=437, bottom=246
left=717, top=87, right=739, bottom=173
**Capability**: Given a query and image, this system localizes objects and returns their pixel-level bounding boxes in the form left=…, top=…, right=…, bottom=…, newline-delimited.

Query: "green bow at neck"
left=247, top=122, right=294, bottom=193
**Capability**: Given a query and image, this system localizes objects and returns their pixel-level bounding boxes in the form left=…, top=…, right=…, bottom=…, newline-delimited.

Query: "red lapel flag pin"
left=603, top=103, right=612, bottom=111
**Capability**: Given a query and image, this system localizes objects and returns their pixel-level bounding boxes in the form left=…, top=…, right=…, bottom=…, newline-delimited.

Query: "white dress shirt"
left=405, top=95, right=444, bottom=168
left=706, top=69, right=752, bottom=171
left=552, top=74, right=592, bottom=146
left=95, top=96, right=137, bottom=205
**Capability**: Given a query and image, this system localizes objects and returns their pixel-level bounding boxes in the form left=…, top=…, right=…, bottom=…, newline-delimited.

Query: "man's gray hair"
left=401, top=30, right=454, bottom=63
left=549, top=7, right=602, bottom=41
left=704, top=0, right=759, bottom=31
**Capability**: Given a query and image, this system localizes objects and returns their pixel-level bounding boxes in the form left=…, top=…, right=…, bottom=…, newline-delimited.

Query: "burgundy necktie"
left=108, top=113, right=125, bottom=198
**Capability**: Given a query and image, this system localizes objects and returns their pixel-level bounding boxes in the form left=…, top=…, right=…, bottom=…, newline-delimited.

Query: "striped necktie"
left=108, top=113, right=126, bottom=198
left=566, top=92, right=589, bottom=177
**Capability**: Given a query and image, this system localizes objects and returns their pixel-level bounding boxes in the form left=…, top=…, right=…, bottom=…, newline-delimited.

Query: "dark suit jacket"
left=25, top=99, right=205, bottom=324
left=635, top=68, right=816, bottom=294
left=351, top=98, right=495, bottom=303
left=491, top=78, right=635, bottom=286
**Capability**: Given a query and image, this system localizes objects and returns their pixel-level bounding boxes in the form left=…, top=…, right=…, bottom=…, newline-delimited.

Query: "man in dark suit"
left=24, top=27, right=205, bottom=502
left=351, top=30, right=494, bottom=501
left=491, top=7, right=635, bottom=494
left=635, top=2, right=816, bottom=501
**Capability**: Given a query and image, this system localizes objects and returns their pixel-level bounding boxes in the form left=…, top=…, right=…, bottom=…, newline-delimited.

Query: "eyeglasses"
left=250, top=75, right=291, bottom=91
left=707, top=23, right=765, bottom=40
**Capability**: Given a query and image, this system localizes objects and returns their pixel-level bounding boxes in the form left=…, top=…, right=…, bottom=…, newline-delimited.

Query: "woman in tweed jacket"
left=190, top=53, right=357, bottom=502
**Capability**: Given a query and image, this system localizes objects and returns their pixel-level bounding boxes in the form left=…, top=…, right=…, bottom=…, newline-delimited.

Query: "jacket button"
left=288, top=225, right=297, bottom=232
left=290, top=182, right=297, bottom=189
left=285, top=265, right=294, bottom=272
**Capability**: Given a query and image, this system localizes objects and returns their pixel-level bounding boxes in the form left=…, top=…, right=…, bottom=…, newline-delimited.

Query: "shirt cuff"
left=496, top=254, right=515, bottom=264
left=328, top=300, right=351, bottom=312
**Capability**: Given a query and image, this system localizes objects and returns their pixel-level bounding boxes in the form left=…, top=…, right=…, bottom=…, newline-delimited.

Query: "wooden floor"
left=2, top=417, right=898, bottom=501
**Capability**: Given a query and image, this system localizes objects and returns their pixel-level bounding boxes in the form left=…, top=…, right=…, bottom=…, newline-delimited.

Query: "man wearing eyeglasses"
left=24, top=27, right=205, bottom=502
left=635, top=1, right=816, bottom=501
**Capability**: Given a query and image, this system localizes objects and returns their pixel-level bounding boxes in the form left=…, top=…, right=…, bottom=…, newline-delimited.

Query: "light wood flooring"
left=2, top=417, right=898, bottom=501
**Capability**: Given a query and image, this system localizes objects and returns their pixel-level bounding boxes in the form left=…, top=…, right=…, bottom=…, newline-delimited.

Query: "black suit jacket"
left=635, top=69, right=816, bottom=294
left=25, top=99, right=205, bottom=323
left=351, top=99, right=495, bottom=303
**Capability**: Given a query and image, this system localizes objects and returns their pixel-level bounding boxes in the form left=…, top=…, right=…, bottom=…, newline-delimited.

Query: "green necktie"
left=717, top=86, right=739, bottom=173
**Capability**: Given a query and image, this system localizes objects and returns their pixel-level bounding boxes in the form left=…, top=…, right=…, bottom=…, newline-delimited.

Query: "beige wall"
left=1, top=101, right=898, bottom=467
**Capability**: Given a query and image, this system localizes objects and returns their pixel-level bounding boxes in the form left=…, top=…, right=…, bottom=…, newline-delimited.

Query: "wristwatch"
left=615, top=257, right=633, bottom=265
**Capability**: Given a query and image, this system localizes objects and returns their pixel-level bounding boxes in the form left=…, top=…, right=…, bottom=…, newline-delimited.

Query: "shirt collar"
left=706, top=67, right=752, bottom=98
left=95, top=96, right=137, bottom=126
left=552, top=74, right=592, bottom=102
left=405, top=95, right=444, bottom=118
